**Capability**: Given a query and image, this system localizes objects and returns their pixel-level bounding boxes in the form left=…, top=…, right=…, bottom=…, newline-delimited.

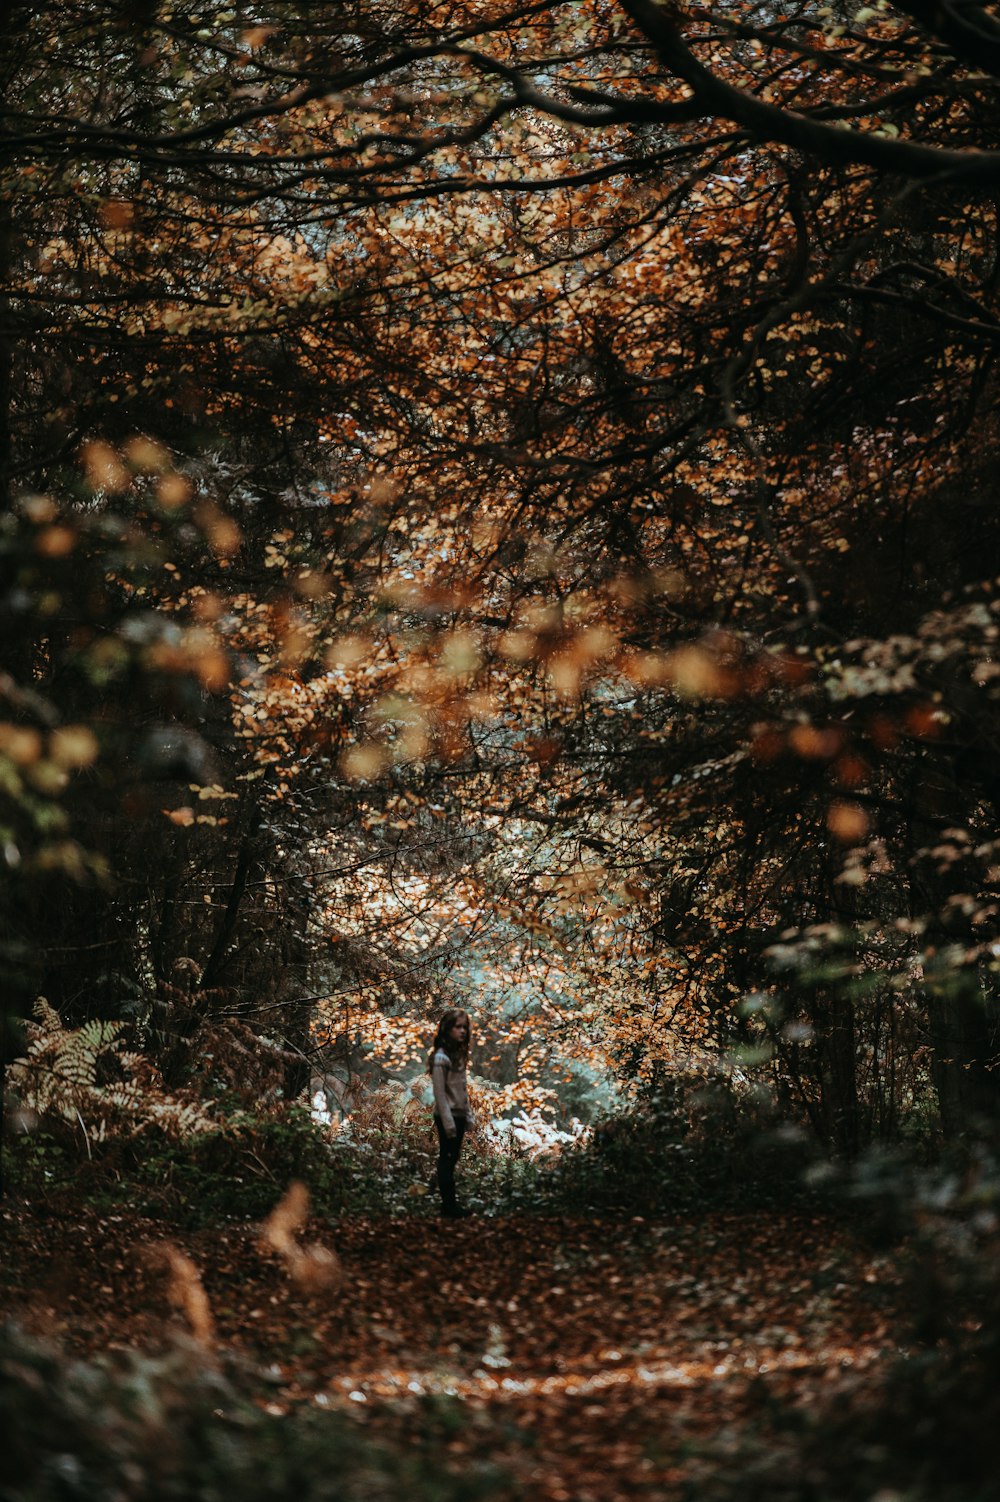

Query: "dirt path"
left=1, top=1202, right=906, bottom=1500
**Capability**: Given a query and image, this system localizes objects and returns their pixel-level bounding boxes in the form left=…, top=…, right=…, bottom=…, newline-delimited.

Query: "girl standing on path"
left=430, top=1008, right=473, bottom=1219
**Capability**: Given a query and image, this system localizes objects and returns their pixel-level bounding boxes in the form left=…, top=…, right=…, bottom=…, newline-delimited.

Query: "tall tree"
left=5, top=0, right=1000, bottom=1144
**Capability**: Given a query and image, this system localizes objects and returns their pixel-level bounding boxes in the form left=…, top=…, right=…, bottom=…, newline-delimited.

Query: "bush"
left=2, top=1105, right=343, bottom=1226
left=0, top=1325, right=505, bottom=1502
left=541, top=1071, right=818, bottom=1215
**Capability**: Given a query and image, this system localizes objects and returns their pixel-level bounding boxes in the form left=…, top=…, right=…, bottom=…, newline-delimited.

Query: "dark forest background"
left=3, top=4, right=1000, bottom=1499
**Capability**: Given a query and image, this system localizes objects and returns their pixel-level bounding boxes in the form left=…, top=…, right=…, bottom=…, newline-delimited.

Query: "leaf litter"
left=0, top=1193, right=906, bottom=1500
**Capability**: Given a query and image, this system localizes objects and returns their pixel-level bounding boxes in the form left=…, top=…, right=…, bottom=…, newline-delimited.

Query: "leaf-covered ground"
left=1, top=1199, right=907, bottom=1500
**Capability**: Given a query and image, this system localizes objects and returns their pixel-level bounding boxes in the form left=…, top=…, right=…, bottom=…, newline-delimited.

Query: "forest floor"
left=1, top=1196, right=910, bottom=1500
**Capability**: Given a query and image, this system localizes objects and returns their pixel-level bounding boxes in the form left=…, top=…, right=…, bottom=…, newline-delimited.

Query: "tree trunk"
left=927, top=976, right=1000, bottom=1136
left=816, top=991, right=862, bottom=1158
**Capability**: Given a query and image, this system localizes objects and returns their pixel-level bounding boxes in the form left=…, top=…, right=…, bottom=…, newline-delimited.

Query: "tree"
left=5, top=0, right=1000, bottom=1156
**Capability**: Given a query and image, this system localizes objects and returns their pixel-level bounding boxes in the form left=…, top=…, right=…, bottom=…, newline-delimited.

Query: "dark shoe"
left=440, top=1205, right=471, bottom=1219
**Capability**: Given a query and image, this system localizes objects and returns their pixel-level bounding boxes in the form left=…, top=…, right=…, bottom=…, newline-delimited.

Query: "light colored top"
left=431, top=1048, right=470, bottom=1136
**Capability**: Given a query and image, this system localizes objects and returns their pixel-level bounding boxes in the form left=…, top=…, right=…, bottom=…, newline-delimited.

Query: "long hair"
left=428, top=1008, right=471, bottom=1072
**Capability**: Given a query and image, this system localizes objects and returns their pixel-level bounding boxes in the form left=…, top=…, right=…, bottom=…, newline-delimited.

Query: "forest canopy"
left=3, top=0, right=1000, bottom=1158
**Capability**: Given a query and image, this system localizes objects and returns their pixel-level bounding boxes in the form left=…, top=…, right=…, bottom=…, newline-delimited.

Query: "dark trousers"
left=434, top=1113, right=467, bottom=1212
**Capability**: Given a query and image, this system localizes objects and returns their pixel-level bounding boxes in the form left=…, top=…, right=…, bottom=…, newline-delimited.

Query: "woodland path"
left=1, top=1202, right=906, bottom=1501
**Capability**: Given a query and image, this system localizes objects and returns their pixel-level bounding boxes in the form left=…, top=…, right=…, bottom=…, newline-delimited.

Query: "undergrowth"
left=1, top=1325, right=504, bottom=1502
left=3, top=1072, right=824, bottom=1224
left=544, top=1083, right=819, bottom=1216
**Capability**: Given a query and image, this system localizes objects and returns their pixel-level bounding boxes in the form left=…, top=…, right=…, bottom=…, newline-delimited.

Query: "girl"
left=429, top=1008, right=473, bottom=1218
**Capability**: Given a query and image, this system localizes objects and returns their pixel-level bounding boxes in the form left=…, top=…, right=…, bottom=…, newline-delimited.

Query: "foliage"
left=8, top=997, right=219, bottom=1145
left=4, top=0, right=1000, bottom=1189
left=122, top=1107, right=343, bottom=1226
left=0, top=1326, right=503, bottom=1502
left=3, top=1055, right=340, bottom=1222
left=544, top=1067, right=820, bottom=1215
left=3, top=1080, right=557, bottom=1223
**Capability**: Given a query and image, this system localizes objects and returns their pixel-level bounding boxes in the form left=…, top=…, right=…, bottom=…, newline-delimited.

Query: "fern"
left=8, top=998, right=220, bottom=1143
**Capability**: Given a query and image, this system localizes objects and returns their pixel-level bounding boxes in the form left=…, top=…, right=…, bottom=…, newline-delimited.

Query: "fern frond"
left=145, top=1100, right=218, bottom=1137
left=57, top=1020, right=123, bottom=1089
left=8, top=1000, right=223, bottom=1144
left=32, top=997, right=64, bottom=1035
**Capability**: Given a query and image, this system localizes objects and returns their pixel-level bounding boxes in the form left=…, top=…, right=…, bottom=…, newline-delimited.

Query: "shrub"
left=2, top=1104, right=342, bottom=1226
left=123, top=1106, right=344, bottom=1224
left=0, top=1325, right=505, bottom=1502
left=542, top=1070, right=818, bottom=1215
